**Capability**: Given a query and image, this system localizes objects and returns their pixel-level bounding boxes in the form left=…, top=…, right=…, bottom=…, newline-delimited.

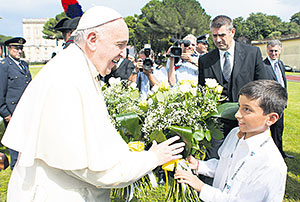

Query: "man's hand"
left=143, top=68, right=153, bottom=76
left=4, top=115, right=11, bottom=123
left=180, top=53, right=192, bottom=61
left=149, top=136, right=185, bottom=166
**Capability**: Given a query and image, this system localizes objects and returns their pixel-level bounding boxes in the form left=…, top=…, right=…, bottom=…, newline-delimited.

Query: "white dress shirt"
left=197, top=127, right=287, bottom=202
left=166, top=57, right=198, bottom=84
left=219, top=41, right=235, bottom=73
left=267, top=56, right=285, bottom=87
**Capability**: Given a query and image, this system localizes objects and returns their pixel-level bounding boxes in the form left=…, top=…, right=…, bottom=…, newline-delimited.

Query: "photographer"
left=134, top=48, right=168, bottom=100
left=167, top=34, right=198, bottom=86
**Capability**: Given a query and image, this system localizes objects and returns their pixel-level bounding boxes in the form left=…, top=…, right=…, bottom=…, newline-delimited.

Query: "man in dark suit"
left=0, top=37, right=32, bottom=169
left=263, top=39, right=293, bottom=159
left=198, top=15, right=272, bottom=160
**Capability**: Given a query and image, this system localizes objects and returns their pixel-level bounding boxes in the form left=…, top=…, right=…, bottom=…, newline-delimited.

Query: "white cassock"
left=1, top=44, right=158, bottom=202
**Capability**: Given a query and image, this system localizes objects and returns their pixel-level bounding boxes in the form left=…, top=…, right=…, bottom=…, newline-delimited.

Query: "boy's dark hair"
left=238, top=80, right=287, bottom=117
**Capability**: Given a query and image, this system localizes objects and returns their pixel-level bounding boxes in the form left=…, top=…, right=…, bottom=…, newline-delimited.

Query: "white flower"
left=99, top=80, right=105, bottom=87
left=214, top=85, right=223, bottom=94
left=159, top=81, right=170, bottom=91
left=129, top=82, right=137, bottom=89
left=108, top=77, right=121, bottom=86
left=191, top=88, right=197, bottom=96
left=152, top=85, right=159, bottom=92
left=190, top=80, right=198, bottom=87
left=205, top=78, right=218, bottom=88
left=179, top=83, right=191, bottom=94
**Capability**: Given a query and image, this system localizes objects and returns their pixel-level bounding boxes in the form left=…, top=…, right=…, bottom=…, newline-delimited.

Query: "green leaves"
left=168, top=126, right=193, bottom=158
left=116, top=112, right=141, bottom=142
left=148, top=130, right=167, bottom=143
left=213, top=102, right=239, bottom=120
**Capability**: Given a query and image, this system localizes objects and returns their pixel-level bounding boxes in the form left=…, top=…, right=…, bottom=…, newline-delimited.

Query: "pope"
left=1, top=6, right=185, bottom=201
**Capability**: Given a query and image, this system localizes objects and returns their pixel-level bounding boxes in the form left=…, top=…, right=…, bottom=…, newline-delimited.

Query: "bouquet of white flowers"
left=102, top=77, right=237, bottom=201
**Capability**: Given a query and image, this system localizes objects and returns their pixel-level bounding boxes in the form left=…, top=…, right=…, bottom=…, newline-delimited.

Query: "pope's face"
left=93, top=19, right=129, bottom=76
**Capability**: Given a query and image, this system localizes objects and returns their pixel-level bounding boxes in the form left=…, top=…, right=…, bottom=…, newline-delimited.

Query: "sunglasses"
left=268, top=50, right=279, bottom=53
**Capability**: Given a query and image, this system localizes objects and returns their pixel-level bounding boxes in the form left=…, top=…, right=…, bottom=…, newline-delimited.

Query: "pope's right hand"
left=149, top=136, right=185, bottom=166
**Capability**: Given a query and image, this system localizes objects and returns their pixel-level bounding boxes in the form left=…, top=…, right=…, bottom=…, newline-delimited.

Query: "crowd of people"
left=0, top=5, right=293, bottom=202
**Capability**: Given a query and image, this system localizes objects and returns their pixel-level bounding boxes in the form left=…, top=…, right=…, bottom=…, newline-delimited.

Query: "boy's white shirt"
left=197, top=127, right=287, bottom=202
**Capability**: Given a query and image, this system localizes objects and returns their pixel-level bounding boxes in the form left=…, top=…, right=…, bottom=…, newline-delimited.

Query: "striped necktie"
left=274, top=61, right=284, bottom=87
left=19, top=61, right=26, bottom=73
left=223, top=51, right=231, bottom=82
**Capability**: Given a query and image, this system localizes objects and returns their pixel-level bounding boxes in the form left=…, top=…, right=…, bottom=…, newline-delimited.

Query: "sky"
left=0, top=0, right=300, bottom=37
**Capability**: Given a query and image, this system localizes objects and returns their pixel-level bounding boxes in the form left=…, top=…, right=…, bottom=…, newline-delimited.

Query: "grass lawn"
left=0, top=69, right=299, bottom=201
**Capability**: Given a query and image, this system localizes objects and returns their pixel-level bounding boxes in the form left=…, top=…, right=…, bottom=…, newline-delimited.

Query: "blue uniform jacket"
left=0, top=56, right=32, bottom=118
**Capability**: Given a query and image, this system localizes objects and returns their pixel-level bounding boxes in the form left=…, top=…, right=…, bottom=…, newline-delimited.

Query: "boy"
left=175, top=80, right=287, bottom=201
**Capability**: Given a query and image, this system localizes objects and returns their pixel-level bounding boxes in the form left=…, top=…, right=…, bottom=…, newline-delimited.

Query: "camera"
left=169, top=37, right=191, bottom=58
left=142, top=44, right=154, bottom=71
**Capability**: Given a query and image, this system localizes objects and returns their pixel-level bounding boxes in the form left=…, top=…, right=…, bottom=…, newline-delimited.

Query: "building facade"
left=22, top=18, right=62, bottom=63
left=252, top=34, right=300, bottom=71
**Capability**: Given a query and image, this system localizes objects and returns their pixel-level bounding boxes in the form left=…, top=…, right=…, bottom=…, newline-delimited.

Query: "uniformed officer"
left=51, top=17, right=81, bottom=58
left=196, top=34, right=209, bottom=56
left=0, top=37, right=32, bottom=170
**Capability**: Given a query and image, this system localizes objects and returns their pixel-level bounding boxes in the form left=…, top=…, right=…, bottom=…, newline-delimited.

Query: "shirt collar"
left=267, top=56, right=278, bottom=66
left=240, top=129, right=271, bottom=151
left=8, top=55, right=20, bottom=65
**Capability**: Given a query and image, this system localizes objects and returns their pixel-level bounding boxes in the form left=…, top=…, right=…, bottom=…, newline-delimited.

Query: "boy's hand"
left=175, top=170, right=205, bottom=192
left=187, top=155, right=199, bottom=170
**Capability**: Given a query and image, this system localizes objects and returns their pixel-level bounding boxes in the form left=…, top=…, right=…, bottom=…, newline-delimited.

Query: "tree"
left=233, top=12, right=300, bottom=41
left=143, top=0, right=210, bottom=39
left=42, top=12, right=67, bottom=40
left=125, top=0, right=211, bottom=54
left=290, top=11, right=300, bottom=25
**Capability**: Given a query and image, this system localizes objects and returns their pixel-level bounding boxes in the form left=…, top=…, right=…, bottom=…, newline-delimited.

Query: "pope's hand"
left=149, top=136, right=185, bottom=166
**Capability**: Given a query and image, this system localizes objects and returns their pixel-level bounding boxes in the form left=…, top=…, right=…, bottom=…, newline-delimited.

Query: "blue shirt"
left=137, top=65, right=168, bottom=100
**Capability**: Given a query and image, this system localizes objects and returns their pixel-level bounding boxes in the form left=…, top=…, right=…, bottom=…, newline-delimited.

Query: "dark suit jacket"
left=104, top=58, right=135, bottom=84
left=0, top=56, right=32, bottom=118
left=198, top=41, right=272, bottom=102
left=263, top=58, right=287, bottom=88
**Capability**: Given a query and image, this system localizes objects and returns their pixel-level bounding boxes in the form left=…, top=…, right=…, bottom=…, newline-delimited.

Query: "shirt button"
left=26, top=81, right=29, bottom=84
left=11, top=101, right=15, bottom=104
left=25, top=75, right=28, bottom=78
